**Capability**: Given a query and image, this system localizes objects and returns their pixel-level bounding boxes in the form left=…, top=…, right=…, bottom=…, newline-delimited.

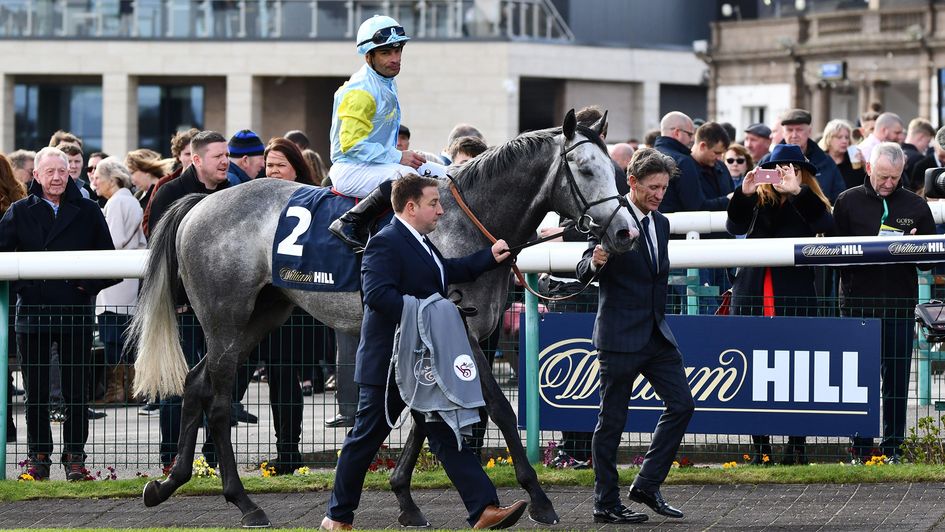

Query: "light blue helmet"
left=356, top=15, right=409, bottom=55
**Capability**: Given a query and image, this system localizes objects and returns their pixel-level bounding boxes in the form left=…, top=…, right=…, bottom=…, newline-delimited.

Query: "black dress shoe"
left=231, top=403, right=258, bottom=424
left=628, top=485, right=683, bottom=518
left=324, top=414, right=355, bottom=428
left=593, top=504, right=648, bottom=524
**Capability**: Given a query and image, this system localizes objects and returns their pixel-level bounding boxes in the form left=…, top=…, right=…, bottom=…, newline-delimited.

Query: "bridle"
left=558, top=136, right=629, bottom=239
left=448, top=132, right=626, bottom=302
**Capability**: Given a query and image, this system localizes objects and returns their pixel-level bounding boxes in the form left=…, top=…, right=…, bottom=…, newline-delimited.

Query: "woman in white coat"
left=90, top=157, right=147, bottom=403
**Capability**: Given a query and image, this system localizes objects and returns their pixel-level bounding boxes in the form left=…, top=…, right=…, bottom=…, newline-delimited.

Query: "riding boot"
left=751, top=435, right=771, bottom=465
left=328, top=180, right=393, bottom=251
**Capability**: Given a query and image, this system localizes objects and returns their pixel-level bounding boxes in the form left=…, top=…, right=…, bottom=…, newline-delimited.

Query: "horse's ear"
left=563, top=109, right=576, bottom=140
left=592, top=110, right=609, bottom=137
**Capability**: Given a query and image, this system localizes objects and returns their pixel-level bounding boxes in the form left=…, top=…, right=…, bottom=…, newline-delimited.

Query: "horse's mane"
left=452, top=125, right=606, bottom=186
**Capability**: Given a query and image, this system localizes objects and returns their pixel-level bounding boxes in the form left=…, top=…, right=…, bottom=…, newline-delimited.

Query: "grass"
left=1, top=462, right=945, bottom=503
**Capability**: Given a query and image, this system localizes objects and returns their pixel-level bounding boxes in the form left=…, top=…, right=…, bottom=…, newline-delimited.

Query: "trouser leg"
left=58, top=324, right=91, bottom=456
left=633, top=344, right=694, bottom=492
left=18, top=332, right=52, bottom=456
left=592, top=349, right=636, bottom=510
left=880, top=318, right=913, bottom=456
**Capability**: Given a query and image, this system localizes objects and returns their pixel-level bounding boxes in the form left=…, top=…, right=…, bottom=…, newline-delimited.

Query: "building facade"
left=706, top=0, right=945, bottom=135
left=0, top=0, right=710, bottom=158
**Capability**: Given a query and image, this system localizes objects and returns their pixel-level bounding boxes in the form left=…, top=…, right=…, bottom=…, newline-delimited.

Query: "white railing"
left=5, top=232, right=945, bottom=281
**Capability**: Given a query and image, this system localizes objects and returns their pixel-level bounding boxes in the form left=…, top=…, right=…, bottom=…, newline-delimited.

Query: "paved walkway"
left=2, top=483, right=945, bottom=530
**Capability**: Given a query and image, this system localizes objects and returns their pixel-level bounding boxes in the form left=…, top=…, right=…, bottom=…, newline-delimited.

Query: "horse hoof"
left=398, top=509, right=431, bottom=528
left=142, top=480, right=164, bottom=507
left=528, top=505, right=560, bottom=526
left=241, top=507, right=272, bottom=528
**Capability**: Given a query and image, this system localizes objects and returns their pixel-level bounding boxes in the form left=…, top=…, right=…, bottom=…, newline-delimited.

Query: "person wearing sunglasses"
left=723, top=143, right=753, bottom=189
left=328, top=15, right=448, bottom=251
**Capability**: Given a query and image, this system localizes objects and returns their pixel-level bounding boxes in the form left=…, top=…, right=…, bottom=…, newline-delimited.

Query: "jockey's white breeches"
left=329, top=161, right=448, bottom=198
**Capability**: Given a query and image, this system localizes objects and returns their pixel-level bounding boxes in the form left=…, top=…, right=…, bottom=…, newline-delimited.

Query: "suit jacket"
left=356, top=217, right=498, bottom=386
left=0, top=178, right=118, bottom=332
left=576, top=207, right=676, bottom=353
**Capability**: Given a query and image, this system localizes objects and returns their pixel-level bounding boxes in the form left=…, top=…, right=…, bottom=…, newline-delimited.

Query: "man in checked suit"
left=321, top=174, right=526, bottom=531
left=576, top=148, right=694, bottom=524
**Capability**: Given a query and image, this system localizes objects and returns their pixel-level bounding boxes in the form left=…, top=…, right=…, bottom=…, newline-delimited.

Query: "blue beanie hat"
left=229, top=129, right=265, bottom=157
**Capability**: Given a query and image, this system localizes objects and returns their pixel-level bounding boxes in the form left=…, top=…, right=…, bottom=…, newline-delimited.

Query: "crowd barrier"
left=4, top=210, right=945, bottom=478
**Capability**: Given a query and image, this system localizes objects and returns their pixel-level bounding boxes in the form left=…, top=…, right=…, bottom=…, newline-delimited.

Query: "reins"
left=448, top=177, right=604, bottom=303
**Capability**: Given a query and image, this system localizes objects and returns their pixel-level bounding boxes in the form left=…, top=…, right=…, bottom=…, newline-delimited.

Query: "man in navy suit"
left=576, top=148, right=694, bottom=524
left=321, top=174, right=526, bottom=531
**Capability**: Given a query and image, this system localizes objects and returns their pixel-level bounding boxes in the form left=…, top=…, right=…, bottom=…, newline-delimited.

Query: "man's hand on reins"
left=492, top=239, right=511, bottom=263
left=591, top=244, right=609, bottom=269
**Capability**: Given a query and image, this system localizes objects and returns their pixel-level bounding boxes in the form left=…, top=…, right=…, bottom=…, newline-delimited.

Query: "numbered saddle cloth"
left=271, top=186, right=361, bottom=292
left=393, top=293, right=486, bottom=449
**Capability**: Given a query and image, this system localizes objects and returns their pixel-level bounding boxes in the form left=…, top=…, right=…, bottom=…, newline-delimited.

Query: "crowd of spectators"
left=2, top=96, right=942, bottom=476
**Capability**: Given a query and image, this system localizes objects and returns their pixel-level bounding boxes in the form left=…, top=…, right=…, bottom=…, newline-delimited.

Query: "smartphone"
left=754, top=168, right=781, bottom=184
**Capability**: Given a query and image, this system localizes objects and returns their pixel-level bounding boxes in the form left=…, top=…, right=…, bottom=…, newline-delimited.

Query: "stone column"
left=857, top=82, right=870, bottom=116
left=225, top=74, right=262, bottom=136
left=102, top=74, right=138, bottom=157
left=867, top=81, right=884, bottom=110
left=919, top=63, right=934, bottom=121
left=639, top=80, right=661, bottom=137
left=811, top=82, right=830, bottom=135
left=0, top=75, right=14, bottom=153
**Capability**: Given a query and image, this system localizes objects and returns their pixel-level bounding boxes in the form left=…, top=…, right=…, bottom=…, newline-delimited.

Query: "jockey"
left=328, top=14, right=447, bottom=250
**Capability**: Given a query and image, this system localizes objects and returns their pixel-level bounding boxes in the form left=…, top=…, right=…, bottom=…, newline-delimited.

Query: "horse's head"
left=552, top=109, right=636, bottom=254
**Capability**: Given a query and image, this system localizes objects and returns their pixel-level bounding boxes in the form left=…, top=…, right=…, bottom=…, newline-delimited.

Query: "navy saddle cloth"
left=271, top=186, right=362, bottom=292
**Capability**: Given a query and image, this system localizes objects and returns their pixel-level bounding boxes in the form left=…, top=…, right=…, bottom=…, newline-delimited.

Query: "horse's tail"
left=130, top=193, right=206, bottom=400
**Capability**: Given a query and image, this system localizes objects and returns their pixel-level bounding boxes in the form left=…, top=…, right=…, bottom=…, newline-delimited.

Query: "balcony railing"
left=0, top=0, right=573, bottom=42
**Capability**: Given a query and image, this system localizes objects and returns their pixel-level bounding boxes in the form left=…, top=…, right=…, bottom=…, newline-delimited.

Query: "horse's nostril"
left=616, top=229, right=631, bottom=241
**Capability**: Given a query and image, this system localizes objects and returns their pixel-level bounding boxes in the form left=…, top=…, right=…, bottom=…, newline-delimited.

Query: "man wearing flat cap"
left=743, top=123, right=772, bottom=164
left=759, top=109, right=845, bottom=203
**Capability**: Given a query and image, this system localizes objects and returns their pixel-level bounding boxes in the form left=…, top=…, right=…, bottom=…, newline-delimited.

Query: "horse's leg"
left=201, top=290, right=295, bottom=528
left=143, top=358, right=213, bottom=506
left=471, top=340, right=560, bottom=525
left=390, top=416, right=430, bottom=527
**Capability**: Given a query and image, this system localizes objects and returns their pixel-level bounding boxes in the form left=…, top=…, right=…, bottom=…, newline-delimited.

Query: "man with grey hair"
left=834, top=141, right=935, bottom=463
left=8, top=149, right=35, bottom=185
left=859, top=112, right=905, bottom=164
left=0, top=146, right=116, bottom=480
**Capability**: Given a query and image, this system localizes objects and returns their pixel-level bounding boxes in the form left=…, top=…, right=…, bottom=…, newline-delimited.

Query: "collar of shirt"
left=626, top=195, right=651, bottom=225
left=395, top=214, right=429, bottom=247
left=41, top=197, right=59, bottom=215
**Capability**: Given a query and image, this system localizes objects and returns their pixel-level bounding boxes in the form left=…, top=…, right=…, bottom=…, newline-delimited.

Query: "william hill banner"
left=518, top=314, right=881, bottom=437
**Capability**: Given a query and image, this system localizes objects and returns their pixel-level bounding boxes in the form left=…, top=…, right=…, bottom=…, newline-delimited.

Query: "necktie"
left=641, top=216, right=657, bottom=270
left=423, top=236, right=445, bottom=288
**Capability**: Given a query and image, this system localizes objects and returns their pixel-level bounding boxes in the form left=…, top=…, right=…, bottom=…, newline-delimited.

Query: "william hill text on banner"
left=518, top=313, right=881, bottom=437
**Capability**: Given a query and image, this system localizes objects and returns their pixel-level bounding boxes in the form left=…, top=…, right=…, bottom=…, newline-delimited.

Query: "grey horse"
left=130, top=110, right=636, bottom=528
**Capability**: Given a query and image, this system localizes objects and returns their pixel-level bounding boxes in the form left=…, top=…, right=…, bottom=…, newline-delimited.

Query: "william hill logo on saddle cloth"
left=271, top=187, right=362, bottom=292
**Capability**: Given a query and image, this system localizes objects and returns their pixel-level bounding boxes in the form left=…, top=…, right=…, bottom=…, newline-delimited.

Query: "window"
left=14, top=83, right=102, bottom=152
left=138, top=84, right=204, bottom=156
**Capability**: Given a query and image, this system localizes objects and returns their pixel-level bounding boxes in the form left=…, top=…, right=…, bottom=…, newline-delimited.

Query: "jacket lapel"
left=26, top=198, right=55, bottom=241
left=394, top=219, right=444, bottom=289
left=626, top=207, right=656, bottom=276
left=654, top=214, right=669, bottom=274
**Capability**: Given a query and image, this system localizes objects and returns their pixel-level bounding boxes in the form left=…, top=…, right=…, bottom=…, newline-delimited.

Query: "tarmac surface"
left=2, top=482, right=945, bottom=530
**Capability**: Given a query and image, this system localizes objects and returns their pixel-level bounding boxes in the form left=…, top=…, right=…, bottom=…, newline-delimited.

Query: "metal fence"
left=6, top=267, right=945, bottom=479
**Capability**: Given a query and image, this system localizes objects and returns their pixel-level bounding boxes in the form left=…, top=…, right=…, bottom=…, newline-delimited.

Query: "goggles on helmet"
left=358, top=25, right=406, bottom=47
